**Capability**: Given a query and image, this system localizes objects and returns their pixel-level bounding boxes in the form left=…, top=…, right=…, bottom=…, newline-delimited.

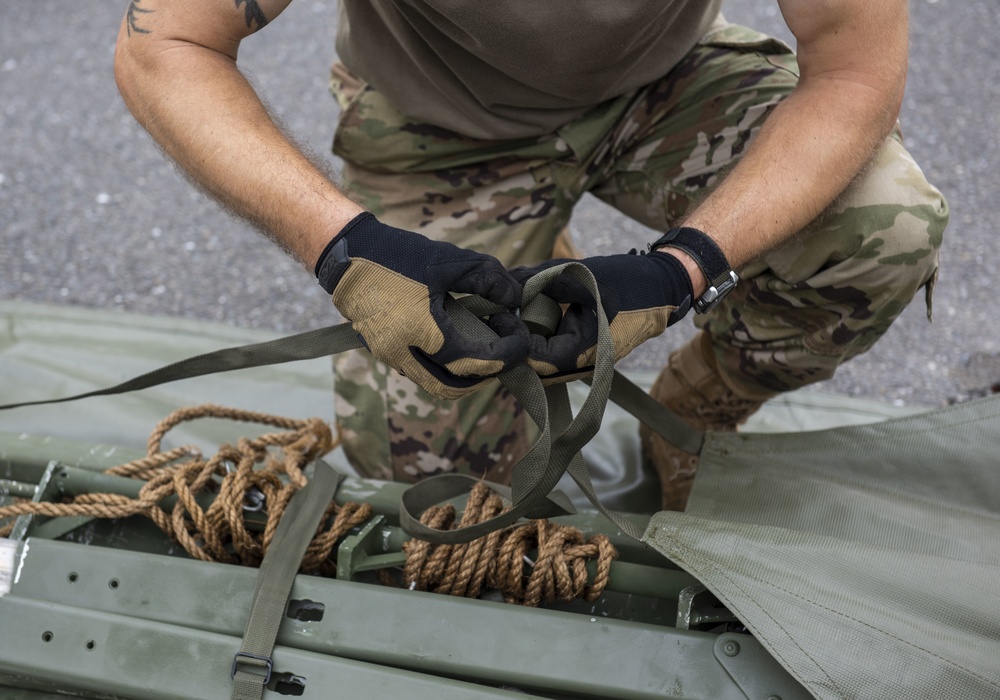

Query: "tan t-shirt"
left=336, top=0, right=723, bottom=140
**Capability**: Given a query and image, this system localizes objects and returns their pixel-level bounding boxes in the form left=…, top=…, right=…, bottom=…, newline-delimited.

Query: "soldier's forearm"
left=114, top=18, right=361, bottom=269
left=682, top=75, right=901, bottom=271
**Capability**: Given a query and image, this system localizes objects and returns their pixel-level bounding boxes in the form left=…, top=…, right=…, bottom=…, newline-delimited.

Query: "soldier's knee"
left=833, top=138, right=948, bottom=310
left=713, top=141, right=948, bottom=386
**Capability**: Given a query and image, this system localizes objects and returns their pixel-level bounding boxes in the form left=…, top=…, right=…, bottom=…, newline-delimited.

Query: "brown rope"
left=0, top=404, right=369, bottom=574
left=0, top=499, right=24, bottom=538
left=1, top=405, right=617, bottom=607
left=400, top=482, right=617, bottom=607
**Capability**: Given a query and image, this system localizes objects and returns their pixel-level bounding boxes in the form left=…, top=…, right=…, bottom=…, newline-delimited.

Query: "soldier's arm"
left=114, top=0, right=363, bottom=268
left=672, top=0, right=908, bottom=293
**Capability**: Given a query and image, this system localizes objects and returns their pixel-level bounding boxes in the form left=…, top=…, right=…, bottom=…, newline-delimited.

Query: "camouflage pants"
left=329, top=23, right=948, bottom=483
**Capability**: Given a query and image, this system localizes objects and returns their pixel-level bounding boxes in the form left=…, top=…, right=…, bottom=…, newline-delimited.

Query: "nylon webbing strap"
left=0, top=268, right=704, bottom=546
left=231, top=460, right=344, bottom=700
left=0, top=324, right=364, bottom=411
left=602, top=372, right=705, bottom=455
left=398, top=286, right=569, bottom=543
left=399, top=262, right=623, bottom=543
left=547, top=382, right=646, bottom=541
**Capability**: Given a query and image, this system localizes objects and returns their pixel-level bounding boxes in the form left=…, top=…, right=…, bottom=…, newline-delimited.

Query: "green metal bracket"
left=336, top=515, right=407, bottom=581
left=676, top=584, right=740, bottom=630
left=10, top=462, right=60, bottom=541
left=0, top=595, right=545, bottom=700
left=0, top=479, right=37, bottom=542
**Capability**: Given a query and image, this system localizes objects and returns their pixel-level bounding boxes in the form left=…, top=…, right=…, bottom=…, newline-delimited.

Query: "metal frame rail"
left=0, top=432, right=810, bottom=700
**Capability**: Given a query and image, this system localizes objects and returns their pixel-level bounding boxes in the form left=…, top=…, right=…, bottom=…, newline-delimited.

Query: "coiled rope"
left=0, top=404, right=370, bottom=574
left=1, top=404, right=616, bottom=604
left=401, top=481, right=616, bottom=607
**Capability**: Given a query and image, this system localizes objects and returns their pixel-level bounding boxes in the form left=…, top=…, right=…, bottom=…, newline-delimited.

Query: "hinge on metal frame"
left=675, top=583, right=740, bottom=630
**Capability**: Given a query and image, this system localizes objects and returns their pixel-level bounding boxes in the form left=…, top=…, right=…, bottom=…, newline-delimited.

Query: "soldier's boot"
left=640, top=331, right=776, bottom=511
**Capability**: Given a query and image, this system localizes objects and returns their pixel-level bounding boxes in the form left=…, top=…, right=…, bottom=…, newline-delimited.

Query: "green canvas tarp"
left=646, top=399, right=1000, bottom=699
left=2, top=300, right=999, bottom=699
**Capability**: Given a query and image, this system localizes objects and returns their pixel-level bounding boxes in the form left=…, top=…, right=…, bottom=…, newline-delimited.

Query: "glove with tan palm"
left=511, top=249, right=693, bottom=381
left=316, top=213, right=528, bottom=399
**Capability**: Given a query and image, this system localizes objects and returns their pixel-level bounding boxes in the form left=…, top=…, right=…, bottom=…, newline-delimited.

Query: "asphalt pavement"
left=2, top=0, right=998, bottom=408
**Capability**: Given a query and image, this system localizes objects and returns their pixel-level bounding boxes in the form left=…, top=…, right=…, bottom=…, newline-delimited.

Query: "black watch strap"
left=651, top=227, right=738, bottom=314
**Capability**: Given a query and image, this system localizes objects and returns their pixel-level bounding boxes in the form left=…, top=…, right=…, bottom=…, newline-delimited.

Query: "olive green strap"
left=231, top=460, right=344, bottom=700
left=600, top=372, right=705, bottom=455
left=547, top=382, right=646, bottom=541
left=0, top=324, right=365, bottom=411
left=400, top=262, right=622, bottom=543
left=399, top=290, right=570, bottom=543
left=0, top=267, right=702, bottom=546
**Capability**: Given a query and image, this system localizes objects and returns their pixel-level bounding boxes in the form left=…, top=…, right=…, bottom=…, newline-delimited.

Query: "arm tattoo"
left=126, top=0, right=153, bottom=36
left=235, top=0, right=269, bottom=30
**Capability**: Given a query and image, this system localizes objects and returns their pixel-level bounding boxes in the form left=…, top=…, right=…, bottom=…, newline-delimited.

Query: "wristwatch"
left=651, top=227, right=739, bottom=314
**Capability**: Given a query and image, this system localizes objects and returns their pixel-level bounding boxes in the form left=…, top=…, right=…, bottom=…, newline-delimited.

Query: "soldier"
left=115, top=0, right=946, bottom=510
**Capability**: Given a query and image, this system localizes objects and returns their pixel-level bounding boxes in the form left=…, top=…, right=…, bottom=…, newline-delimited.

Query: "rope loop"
left=0, top=405, right=617, bottom=609
left=0, top=404, right=362, bottom=573
left=400, top=482, right=617, bottom=607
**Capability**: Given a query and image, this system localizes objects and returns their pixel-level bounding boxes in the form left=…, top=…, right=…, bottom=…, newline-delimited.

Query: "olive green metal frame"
left=0, top=431, right=812, bottom=700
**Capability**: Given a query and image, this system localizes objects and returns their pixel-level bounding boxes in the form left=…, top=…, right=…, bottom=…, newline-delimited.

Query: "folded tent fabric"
left=644, top=395, right=1000, bottom=699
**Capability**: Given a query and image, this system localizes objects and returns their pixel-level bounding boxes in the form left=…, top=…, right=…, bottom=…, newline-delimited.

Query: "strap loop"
left=0, top=269, right=705, bottom=547
left=399, top=262, right=634, bottom=543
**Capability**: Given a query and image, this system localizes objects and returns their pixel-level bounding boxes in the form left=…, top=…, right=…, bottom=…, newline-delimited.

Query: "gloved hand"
left=316, top=213, right=528, bottom=399
left=511, top=249, right=693, bottom=380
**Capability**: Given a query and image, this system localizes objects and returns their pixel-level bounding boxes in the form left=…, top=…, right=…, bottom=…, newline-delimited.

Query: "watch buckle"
left=694, top=270, right=739, bottom=314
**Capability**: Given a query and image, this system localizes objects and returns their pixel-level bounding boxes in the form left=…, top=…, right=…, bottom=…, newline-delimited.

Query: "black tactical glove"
left=511, top=249, right=693, bottom=380
left=316, top=213, right=528, bottom=399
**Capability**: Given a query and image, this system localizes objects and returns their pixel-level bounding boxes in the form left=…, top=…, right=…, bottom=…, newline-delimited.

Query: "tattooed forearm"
left=125, top=0, right=153, bottom=36
left=235, top=0, right=269, bottom=30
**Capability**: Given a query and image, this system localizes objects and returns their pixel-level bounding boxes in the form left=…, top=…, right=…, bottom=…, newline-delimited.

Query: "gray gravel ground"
left=2, top=0, right=998, bottom=408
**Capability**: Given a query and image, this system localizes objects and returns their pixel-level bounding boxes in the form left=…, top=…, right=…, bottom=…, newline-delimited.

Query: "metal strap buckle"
left=231, top=651, right=273, bottom=685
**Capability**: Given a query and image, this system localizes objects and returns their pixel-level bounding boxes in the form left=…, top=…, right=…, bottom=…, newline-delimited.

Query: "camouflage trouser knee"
left=329, top=23, right=948, bottom=483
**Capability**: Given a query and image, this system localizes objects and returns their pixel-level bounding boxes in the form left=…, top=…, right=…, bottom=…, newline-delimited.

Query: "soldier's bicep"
left=120, top=0, right=293, bottom=56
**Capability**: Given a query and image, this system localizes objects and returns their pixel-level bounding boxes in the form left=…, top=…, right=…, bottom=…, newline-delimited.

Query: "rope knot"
left=401, top=482, right=617, bottom=606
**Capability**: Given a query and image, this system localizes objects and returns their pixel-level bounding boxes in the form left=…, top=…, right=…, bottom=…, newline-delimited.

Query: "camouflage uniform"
left=329, top=23, right=948, bottom=483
